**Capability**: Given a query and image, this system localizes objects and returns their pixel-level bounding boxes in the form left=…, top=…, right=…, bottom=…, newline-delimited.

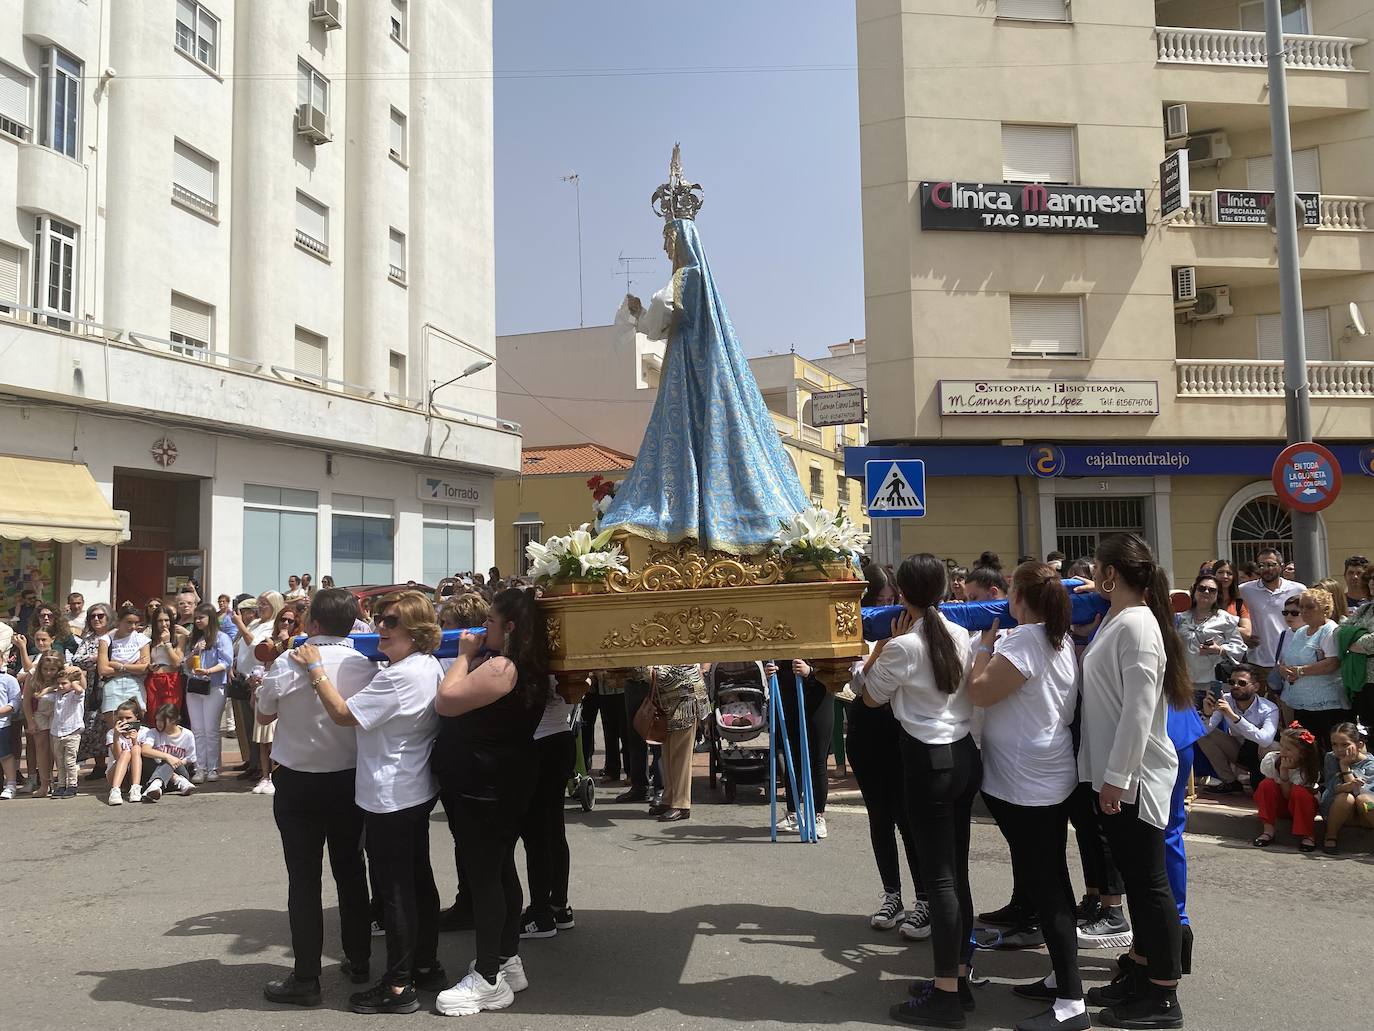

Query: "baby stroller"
left=708, top=662, right=771, bottom=804
left=565, top=698, right=595, bottom=812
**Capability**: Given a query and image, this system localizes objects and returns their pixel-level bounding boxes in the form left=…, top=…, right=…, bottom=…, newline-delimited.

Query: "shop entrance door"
left=113, top=471, right=203, bottom=606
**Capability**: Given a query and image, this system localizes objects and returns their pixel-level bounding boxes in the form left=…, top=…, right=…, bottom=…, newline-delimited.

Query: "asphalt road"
left=3, top=780, right=1368, bottom=1030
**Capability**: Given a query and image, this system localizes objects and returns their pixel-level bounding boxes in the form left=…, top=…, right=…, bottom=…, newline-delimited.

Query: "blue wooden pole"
left=768, top=673, right=778, bottom=842
left=795, top=672, right=817, bottom=843
left=768, top=671, right=803, bottom=842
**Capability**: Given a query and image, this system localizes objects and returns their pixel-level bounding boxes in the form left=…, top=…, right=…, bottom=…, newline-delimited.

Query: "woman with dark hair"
left=1176, top=573, right=1246, bottom=710
left=855, top=553, right=978, bottom=1028
left=969, top=563, right=1085, bottom=1031
left=26, top=603, right=77, bottom=657
left=1209, top=560, right=1250, bottom=635
left=432, top=587, right=547, bottom=1015
left=846, top=564, right=928, bottom=939
left=1079, top=533, right=1189, bottom=1029
left=183, top=602, right=234, bottom=783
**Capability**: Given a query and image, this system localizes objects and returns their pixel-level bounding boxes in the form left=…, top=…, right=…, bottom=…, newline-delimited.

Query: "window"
left=1001, top=124, right=1076, bottom=185
left=170, top=292, right=214, bottom=355
left=388, top=351, right=406, bottom=396
left=0, top=242, right=21, bottom=313
left=388, top=228, right=407, bottom=284
left=171, top=140, right=218, bottom=218
left=34, top=216, right=77, bottom=328
left=1227, top=494, right=1293, bottom=567
left=391, top=0, right=409, bottom=45
left=243, top=486, right=318, bottom=595
left=0, top=60, right=32, bottom=143
left=998, top=0, right=1070, bottom=21
left=809, top=466, right=825, bottom=502
left=294, top=326, right=327, bottom=383
left=297, top=59, right=329, bottom=115
left=1010, top=295, right=1084, bottom=357
left=40, top=47, right=81, bottom=158
left=389, top=106, right=407, bottom=163
left=331, top=495, right=395, bottom=585
left=423, top=504, right=475, bottom=585
left=515, top=521, right=543, bottom=575
left=295, top=191, right=329, bottom=257
left=175, top=0, right=220, bottom=72
left=1055, top=497, right=1145, bottom=564
left=1256, top=308, right=1332, bottom=362
left=1246, top=148, right=1321, bottom=193
left=1240, top=0, right=1309, bottom=34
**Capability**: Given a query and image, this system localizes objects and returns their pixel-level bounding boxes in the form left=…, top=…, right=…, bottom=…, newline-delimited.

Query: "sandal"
left=1252, top=833, right=1275, bottom=847
left=1298, top=837, right=1317, bottom=853
left=1322, top=839, right=1340, bottom=855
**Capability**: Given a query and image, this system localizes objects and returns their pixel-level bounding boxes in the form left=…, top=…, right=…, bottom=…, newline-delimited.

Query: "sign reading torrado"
left=939, top=380, right=1160, bottom=416
left=920, top=181, right=1148, bottom=236
left=418, top=474, right=485, bottom=507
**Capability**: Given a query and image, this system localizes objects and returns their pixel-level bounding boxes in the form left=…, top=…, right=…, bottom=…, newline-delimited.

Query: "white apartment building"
left=0, top=0, right=515, bottom=610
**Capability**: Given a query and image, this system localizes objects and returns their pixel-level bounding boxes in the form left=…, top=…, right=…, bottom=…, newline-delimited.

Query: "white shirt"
left=0, top=672, right=22, bottom=728
left=981, top=624, right=1079, bottom=807
left=1261, top=748, right=1310, bottom=787
left=1238, top=577, right=1305, bottom=665
left=1205, top=692, right=1279, bottom=747
left=535, top=680, right=572, bottom=740
left=108, top=631, right=150, bottom=665
left=1078, top=607, right=1178, bottom=830
left=234, top=620, right=272, bottom=675
left=257, top=637, right=377, bottom=774
left=49, top=685, right=85, bottom=737
left=346, top=651, right=441, bottom=814
left=855, top=612, right=973, bottom=745
left=153, top=726, right=197, bottom=765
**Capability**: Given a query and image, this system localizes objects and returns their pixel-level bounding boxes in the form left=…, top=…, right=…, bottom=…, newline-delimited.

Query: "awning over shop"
left=0, top=456, right=124, bottom=546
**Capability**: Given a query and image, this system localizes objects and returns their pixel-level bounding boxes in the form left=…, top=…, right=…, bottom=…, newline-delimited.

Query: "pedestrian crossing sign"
left=865, top=460, right=926, bottom=518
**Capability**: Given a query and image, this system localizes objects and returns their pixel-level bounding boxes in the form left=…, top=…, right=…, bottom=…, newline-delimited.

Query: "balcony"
left=1157, top=27, right=1364, bottom=72
left=1174, top=192, right=1374, bottom=231
left=1177, top=359, right=1374, bottom=397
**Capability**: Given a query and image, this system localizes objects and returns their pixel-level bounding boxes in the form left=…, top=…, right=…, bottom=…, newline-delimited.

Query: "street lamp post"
left=423, top=359, right=494, bottom=456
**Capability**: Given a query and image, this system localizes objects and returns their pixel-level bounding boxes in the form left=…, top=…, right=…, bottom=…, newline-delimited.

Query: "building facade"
left=852, top=0, right=1374, bottom=580
left=0, top=0, right=514, bottom=609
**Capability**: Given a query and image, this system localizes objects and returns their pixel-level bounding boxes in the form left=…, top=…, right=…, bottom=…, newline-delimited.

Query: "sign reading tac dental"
left=1160, top=150, right=1190, bottom=219
left=920, top=181, right=1148, bottom=236
left=809, top=387, right=866, bottom=427
left=939, top=380, right=1160, bottom=416
left=418, top=474, right=486, bottom=508
left=1212, top=190, right=1321, bottom=227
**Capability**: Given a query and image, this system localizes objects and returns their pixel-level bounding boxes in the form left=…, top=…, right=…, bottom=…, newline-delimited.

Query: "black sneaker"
left=413, top=964, right=448, bottom=992
left=973, top=924, right=1043, bottom=950
left=1086, top=956, right=1145, bottom=1008
left=553, top=905, right=575, bottom=930
left=519, top=908, right=557, bottom=939
left=340, top=959, right=370, bottom=984
left=909, top=976, right=974, bottom=1011
left=84, top=767, right=107, bottom=782
left=349, top=982, right=420, bottom=1015
left=1012, top=977, right=1058, bottom=1002
left=614, top=787, right=648, bottom=803
left=977, top=900, right=1031, bottom=927
left=1212, top=780, right=1244, bottom=794
left=1099, top=984, right=1184, bottom=1029
left=891, top=983, right=966, bottom=1028
left=1075, top=894, right=1104, bottom=926
left=438, top=901, right=475, bottom=932
left=263, top=974, right=322, bottom=1007
left=1078, top=906, right=1133, bottom=949
left=1015, top=1006, right=1092, bottom=1031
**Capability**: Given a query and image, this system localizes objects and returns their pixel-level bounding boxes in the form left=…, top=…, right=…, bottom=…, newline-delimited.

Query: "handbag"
left=226, top=672, right=251, bottom=701
left=632, top=668, right=669, bottom=746
left=185, top=672, right=213, bottom=695
left=1266, top=630, right=1289, bottom=696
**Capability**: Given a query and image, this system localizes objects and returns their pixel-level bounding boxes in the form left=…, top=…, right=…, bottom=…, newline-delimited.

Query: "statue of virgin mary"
left=598, top=147, right=808, bottom=555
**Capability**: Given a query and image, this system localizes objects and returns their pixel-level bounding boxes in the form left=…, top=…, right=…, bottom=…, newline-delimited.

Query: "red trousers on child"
left=1254, top=778, right=1317, bottom=838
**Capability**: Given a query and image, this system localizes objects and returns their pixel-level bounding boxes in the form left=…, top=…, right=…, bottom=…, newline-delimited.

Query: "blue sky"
left=493, top=1, right=864, bottom=358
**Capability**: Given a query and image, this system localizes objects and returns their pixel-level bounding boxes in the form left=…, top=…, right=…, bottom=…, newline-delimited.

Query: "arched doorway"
left=1215, top=480, right=1327, bottom=566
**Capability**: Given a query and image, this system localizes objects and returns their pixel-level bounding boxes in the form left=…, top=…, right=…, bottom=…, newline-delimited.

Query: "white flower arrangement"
left=525, top=523, right=630, bottom=582
left=772, top=506, right=870, bottom=567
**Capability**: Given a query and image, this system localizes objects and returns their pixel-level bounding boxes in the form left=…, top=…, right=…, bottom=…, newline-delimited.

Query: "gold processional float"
left=533, top=148, right=867, bottom=702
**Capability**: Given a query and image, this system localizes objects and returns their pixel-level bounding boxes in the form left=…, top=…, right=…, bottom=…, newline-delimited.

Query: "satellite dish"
left=1348, top=302, right=1369, bottom=338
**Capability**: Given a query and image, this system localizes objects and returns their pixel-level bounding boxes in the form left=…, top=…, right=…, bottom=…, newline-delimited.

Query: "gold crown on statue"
left=650, top=143, right=704, bottom=221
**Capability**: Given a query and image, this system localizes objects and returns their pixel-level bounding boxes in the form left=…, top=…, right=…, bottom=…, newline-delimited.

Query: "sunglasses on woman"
left=376, top=614, right=402, bottom=630
left=1282, top=608, right=1300, bottom=616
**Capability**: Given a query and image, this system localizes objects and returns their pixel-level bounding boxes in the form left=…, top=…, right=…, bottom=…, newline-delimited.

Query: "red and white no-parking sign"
left=1271, top=442, right=1343, bottom=514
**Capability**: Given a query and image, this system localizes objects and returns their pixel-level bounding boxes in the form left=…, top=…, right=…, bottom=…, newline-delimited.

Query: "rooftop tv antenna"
left=616, top=251, right=659, bottom=296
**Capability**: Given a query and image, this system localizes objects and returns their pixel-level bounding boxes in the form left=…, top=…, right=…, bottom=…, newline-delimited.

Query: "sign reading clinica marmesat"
left=920, top=181, right=1148, bottom=236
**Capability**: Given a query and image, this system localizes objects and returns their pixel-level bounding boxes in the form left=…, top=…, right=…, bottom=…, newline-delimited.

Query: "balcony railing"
left=800, top=422, right=824, bottom=445
left=295, top=229, right=329, bottom=258
left=388, top=265, right=407, bottom=285
left=171, top=183, right=218, bottom=220
left=1157, top=27, right=1366, bottom=71
left=1177, top=359, right=1374, bottom=397
left=1172, top=192, right=1373, bottom=231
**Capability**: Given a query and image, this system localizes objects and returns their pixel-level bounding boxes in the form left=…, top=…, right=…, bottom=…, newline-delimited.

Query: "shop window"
left=331, top=495, right=394, bottom=585
left=1227, top=495, right=1293, bottom=568
left=423, top=504, right=475, bottom=585
left=243, top=485, right=318, bottom=595
left=1054, top=497, right=1145, bottom=564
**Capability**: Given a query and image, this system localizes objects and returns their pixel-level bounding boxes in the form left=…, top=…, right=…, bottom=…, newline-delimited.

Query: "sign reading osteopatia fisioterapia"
left=939, top=380, right=1160, bottom=416
left=809, top=387, right=865, bottom=427
left=919, top=181, right=1148, bottom=236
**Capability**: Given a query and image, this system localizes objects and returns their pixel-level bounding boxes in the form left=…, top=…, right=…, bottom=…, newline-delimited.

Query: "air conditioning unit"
left=1165, top=104, right=1189, bottom=141
left=1173, top=266, right=1197, bottom=307
left=310, top=0, right=342, bottom=30
left=296, top=103, right=331, bottom=144
left=1186, top=285, right=1233, bottom=321
left=1186, top=130, right=1231, bottom=166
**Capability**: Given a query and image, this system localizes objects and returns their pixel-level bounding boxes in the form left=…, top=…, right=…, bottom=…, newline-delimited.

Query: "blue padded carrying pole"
left=795, top=672, right=817, bottom=843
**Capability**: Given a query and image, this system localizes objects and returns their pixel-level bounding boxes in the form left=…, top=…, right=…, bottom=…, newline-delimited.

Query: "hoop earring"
left=1100, top=575, right=1118, bottom=595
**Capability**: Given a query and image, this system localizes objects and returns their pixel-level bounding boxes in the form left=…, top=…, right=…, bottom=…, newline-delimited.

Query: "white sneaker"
left=205, top=770, right=220, bottom=783
left=107, top=787, right=123, bottom=806
left=174, top=775, right=194, bottom=796
left=255, top=778, right=275, bottom=796
left=144, top=782, right=163, bottom=802
left=778, top=812, right=799, bottom=833
left=900, top=898, right=933, bottom=941
left=815, top=814, right=828, bottom=840
left=250, top=780, right=264, bottom=794
left=128, top=784, right=142, bottom=803
left=436, top=970, right=515, bottom=1016
left=370, top=919, right=385, bottom=937
left=0, top=784, right=15, bottom=800
left=467, top=956, right=527, bottom=993
left=191, top=770, right=206, bottom=785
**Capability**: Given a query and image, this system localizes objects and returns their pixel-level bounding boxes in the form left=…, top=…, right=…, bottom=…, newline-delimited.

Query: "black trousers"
left=1095, top=797, right=1183, bottom=982
left=363, top=798, right=440, bottom=987
left=983, top=793, right=1082, bottom=1000
left=581, top=690, right=625, bottom=778
left=846, top=699, right=923, bottom=897
left=1292, top=706, right=1351, bottom=753
left=446, top=786, right=530, bottom=982
left=272, top=765, right=371, bottom=980
left=438, top=785, right=476, bottom=911
left=779, top=673, right=833, bottom=815
left=1067, top=781, right=1125, bottom=897
left=623, top=679, right=663, bottom=793
left=901, top=732, right=981, bottom=978
left=521, top=731, right=576, bottom=913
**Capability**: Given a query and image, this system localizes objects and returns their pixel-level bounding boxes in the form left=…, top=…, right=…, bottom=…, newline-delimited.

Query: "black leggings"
left=363, top=798, right=440, bottom=987
left=581, top=690, right=625, bottom=777
left=521, top=731, right=576, bottom=913
left=846, top=699, right=923, bottom=898
left=1096, top=797, right=1182, bottom=982
left=779, top=673, right=833, bottom=815
left=983, top=793, right=1082, bottom=1000
left=901, top=732, right=981, bottom=978
left=1068, top=781, right=1124, bottom=897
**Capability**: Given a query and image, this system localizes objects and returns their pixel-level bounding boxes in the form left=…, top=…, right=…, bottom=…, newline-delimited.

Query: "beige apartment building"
left=853, top=0, right=1374, bottom=580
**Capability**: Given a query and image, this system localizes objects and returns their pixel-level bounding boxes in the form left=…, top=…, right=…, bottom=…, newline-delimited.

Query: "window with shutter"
left=0, top=242, right=21, bottom=311
left=391, top=0, right=408, bottom=44
left=998, top=0, right=1069, bottom=22
left=295, top=191, right=329, bottom=257
left=1245, top=148, right=1320, bottom=193
left=1239, top=0, right=1308, bottom=33
left=169, top=291, right=213, bottom=354
left=172, top=140, right=218, bottom=217
left=388, top=351, right=406, bottom=397
left=1002, top=124, right=1076, bottom=184
left=1256, top=309, right=1331, bottom=362
left=389, top=107, right=407, bottom=163
left=389, top=228, right=406, bottom=284
left=294, top=327, right=326, bottom=382
left=0, top=60, right=31, bottom=141
left=1010, top=295, right=1085, bottom=356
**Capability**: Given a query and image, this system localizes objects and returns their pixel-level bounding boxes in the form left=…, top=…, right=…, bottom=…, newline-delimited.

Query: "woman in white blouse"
left=1078, top=533, right=1192, bottom=1029
left=854, top=553, right=978, bottom=1029
left=1175, top=572, right=1246, bottom=709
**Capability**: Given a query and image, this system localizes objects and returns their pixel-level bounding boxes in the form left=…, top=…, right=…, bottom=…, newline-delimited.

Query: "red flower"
left=587, top=475, right=604, bottom=491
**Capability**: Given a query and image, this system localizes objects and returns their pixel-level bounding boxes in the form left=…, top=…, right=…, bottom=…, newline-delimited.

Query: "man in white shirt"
left=1198, top=665, right=1278, bottom=792
left=1237, top=548, right=1305, bottom=676
left=67, top=592, right=86, bottom=634
left=257, top=588, right=377, bottom=1009
left=284, top=575, right=307, bottom=601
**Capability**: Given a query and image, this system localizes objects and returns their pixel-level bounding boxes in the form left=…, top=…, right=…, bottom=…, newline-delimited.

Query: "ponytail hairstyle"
left=1094, top=532, right=1192, bottom=710
left=893, top=553, right=962, bottom=695
left=1011, top=561, right=1072, bottom=650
